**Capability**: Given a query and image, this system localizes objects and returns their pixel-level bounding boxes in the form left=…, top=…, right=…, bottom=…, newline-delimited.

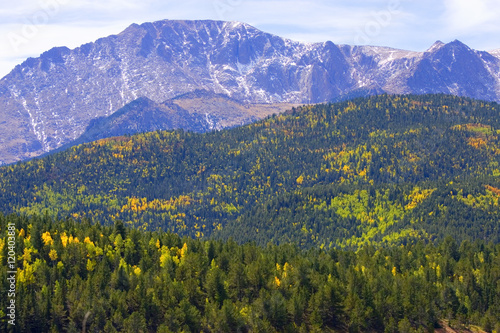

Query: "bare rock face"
left=1, top=19, right=500, bottom=164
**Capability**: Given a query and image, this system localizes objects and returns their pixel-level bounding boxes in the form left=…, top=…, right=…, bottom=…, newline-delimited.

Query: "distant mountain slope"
left=71, top=97, right=209, bottom=144
left=51, top=90, right=298, bottom=153
left=171, top=90, right=300, bottom=130
left=1, top=19, right=500, bottom=164
left=1, top=94, right=499, bottom=248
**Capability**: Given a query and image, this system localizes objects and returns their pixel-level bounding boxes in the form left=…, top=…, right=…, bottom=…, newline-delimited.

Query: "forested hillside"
left=1, top=214, right=499, bottom=332
left=2, top=94, right=500, bottom=332
left=1, top=94, right=500, bottom=248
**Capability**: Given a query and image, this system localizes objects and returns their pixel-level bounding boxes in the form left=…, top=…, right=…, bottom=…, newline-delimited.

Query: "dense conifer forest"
left=1, top=214, right=499, bottom=332
left=1, top=94, right=500, bottom=331
left=1, top=94, right=500, bottom=248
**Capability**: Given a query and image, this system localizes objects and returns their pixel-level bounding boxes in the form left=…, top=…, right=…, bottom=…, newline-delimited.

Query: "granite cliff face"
left=1, top=19, right=500, bottom=164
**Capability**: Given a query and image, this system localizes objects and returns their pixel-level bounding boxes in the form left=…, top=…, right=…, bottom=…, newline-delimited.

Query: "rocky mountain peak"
left=1, top=19, right=500, bottom=165
left=426, top=40, right=445, bottom=53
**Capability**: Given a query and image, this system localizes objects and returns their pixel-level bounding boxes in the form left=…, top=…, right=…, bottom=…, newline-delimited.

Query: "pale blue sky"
left=1, top=0, right=500, bottom=78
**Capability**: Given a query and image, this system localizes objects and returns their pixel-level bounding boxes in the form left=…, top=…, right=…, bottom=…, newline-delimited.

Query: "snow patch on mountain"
left=1, top=19, right=500, bottom=164
left=489, top=49, right=500, bottom=60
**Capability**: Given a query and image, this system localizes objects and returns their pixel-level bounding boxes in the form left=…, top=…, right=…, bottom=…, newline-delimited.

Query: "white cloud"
left=437, top=0, right=500, bottom=51
left=215, top=0, right=406, bottom=44
left=443, top=0, right=500, bottom=32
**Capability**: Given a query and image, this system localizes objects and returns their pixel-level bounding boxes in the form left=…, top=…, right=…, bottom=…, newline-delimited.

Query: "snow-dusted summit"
left=1, top=19, right=500, bottom=164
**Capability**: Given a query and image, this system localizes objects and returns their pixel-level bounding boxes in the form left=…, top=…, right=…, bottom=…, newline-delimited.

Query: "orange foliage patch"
left=485, top=185, right=500, bottom=197
left=467, top=137, right=487, bottom=149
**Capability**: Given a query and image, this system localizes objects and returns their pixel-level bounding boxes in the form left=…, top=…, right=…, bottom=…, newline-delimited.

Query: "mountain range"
left=1, top=19, right=500, bottom=164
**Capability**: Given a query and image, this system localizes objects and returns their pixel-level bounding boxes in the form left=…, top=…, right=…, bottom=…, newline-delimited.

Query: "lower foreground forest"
left=1, top=94, right=500, bottom=331
left=1, top=215, right=500, bottom=332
